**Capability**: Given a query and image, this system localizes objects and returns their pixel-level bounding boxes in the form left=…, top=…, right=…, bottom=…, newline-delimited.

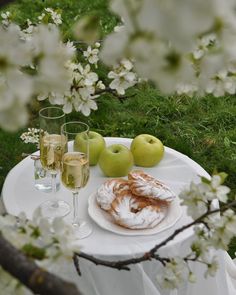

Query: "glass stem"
left=73, top=191, right=80, bottom=226
left=51, top=173, right=57, bottom=195
left=50, top=173, right=59, bottom=209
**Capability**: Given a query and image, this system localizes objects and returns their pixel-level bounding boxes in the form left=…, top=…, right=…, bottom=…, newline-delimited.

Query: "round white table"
left=2, top=137, right=236, bottom=295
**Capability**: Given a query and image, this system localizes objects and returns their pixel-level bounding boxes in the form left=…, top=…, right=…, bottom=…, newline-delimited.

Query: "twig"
left=75, top=200, right=236, bottom=271
left=77, top=252, right=130, bottom=270
left=95, top=87, right=137, bottom=102
left=77, top=252, right=172, bottom=270
left=73, top=254, right=82, bottom=276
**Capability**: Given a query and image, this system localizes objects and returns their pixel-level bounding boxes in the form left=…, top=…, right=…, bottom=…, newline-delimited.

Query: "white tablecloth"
left=2, top=137, right=236, bottom=295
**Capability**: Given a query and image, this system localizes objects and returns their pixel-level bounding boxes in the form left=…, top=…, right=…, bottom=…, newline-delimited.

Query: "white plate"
left=88, top=191, right=183, bottom=236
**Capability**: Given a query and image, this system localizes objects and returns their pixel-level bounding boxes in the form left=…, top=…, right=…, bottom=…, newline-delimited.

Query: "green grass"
left=1, top=0, right=236, bottom=257
left=4, top=0, right=118, bottom=38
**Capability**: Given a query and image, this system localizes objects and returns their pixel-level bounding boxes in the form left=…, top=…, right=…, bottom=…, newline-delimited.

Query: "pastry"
left=96, top=178, right=129, bottom=210
left=96, top=169, right=174, bottom=230
left=109, top=190, right=167, bottom=229
left=128, top=170, right=176, bottom=202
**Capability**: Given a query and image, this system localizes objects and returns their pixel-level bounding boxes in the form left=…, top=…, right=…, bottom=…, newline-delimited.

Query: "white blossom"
left=114, top=24, right=125, bottom=33
left=20, top=128, right=40, bottom=147
left=156, top=257, right=189, bottom=289
left=108, top=59, right=137, bottom=95
left=0, top=100, right=29, bottom=132
left=31, top=25, right=73, bottom=95
left=81, top=64, right=99, bottom=86
left=1, top=11, right=11, bottom=27
left=210, top=175, right=230, bottom=203
left=188, top=272, right=197, bottom=283
left=0, top=24, right=32, bottom=68
left=22, top=19, right=35, bottom=38
left=45, top=8, right=62, bottom=25
left=180, top=174, right=230, bottom=219
left=75, top=88, right=99, bottom=116
left=176, top=83, right=198, bottom=96
left=39, top=43, right=137, bottom=116
left=65, top=41, right=77, bottom=56
left=0, top=207, right=80, bottom=294
left=97, top=80, right=106, bottom=90
left=179, top=182, right=208, bottom=219
left=38, top=8, right=62, bottom=26
left=1, top=208, right=77, bottom=258
left=50, top=61, right=100, bottom=115
left=0, top=19, right=74, bottom=131
left=99, top=28, right=129, bottom=65
left=100, top=0, right=236, bottom=96
left=207, top=209, right=236, bottom=250
left=192, top=34, right=217, bottom=60
left=204, top=256, right=218, bottom=278
left=191, top=226, right=211, bottom=261
left=38, top=13, right=45, bottom=22
left=83, top=45, right=100, bottom=66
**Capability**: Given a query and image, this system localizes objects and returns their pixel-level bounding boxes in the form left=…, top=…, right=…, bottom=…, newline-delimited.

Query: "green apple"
left=74, top=131, right=106, bottom=166
left=130, top=134, right=164, bottom=167
left=98, top=144, right=134, bottom=177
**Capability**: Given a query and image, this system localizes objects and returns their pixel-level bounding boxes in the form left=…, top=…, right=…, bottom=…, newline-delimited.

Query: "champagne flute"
left=61, top=121, right=92, bottom=239
left=39, top=106, right=70, bottom=218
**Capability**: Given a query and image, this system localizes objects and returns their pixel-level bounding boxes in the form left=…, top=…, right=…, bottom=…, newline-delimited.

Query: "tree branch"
left=0, top=234, right=81, bottom=295
left=95, top=87, right=137, bottom=102
left=77, top=252, right=131, bottom=271
left=75, top=200, right=236, bottom=271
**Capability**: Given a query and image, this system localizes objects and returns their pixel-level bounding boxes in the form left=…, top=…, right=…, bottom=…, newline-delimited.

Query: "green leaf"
left=30, top=226, right=41, bottom=238
left=191, top=243, right=201, bottom=257
left=22, top=244, right=46, bottom=260
left=201, top=176, right=211, bottom=184
left=42, top=14, right=50, bottom=24
left=56, top=9, right=62, bottom=15
left=218, top=172, right=228, bottom=184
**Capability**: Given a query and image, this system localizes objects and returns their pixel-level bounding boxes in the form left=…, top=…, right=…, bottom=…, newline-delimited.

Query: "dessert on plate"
left=96, top=170, right=176, bottom=230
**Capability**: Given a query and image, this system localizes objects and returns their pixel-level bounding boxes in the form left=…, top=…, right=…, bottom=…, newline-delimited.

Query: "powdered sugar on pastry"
left=110, top=192, right=167, bottom=229
left=96, top=179, right=129, bottom=210
left=128, top=170, right=176, bottom=202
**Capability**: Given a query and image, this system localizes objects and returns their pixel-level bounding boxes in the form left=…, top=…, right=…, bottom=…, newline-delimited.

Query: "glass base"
left=34, top=159, right=60, bottom=193
left=40, top=200, right=70, bottom=218
left=72, top=219, right=92, bottom=239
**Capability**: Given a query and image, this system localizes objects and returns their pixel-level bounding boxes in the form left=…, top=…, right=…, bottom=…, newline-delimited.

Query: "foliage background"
left=0, top=0, right=236, bottom=255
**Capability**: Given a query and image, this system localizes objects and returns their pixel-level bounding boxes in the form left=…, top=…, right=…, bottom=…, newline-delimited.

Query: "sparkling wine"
left=61, top=152, right=89, bottom=191
left=40, top=134, right=66, bottom=173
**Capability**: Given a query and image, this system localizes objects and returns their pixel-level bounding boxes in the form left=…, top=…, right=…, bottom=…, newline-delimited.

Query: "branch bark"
left=0, top=234, right=81, bottom=295
left=95, top=87, right=137, bottom=102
